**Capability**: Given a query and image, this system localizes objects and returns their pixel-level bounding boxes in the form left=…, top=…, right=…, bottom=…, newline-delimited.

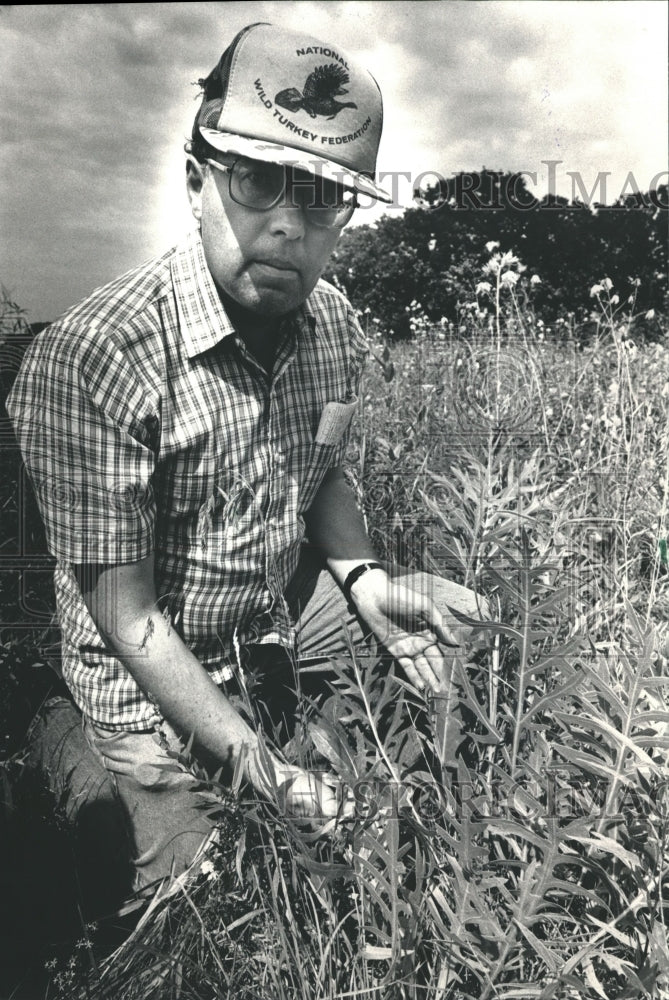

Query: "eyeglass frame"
left=204, top=156, right=358, bottom=230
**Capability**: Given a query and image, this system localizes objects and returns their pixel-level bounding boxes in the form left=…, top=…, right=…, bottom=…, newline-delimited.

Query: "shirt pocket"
left=298, top=398, right=357, bottom=512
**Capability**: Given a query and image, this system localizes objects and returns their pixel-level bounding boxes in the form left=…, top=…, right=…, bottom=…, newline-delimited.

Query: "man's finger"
left=397, top=656, right=426, bottom=690
left=411, top=599, right=460, bottom=648
left=421, top=641, right=450, bottom=683
left=430, top=615, right=460, bottom=648
left=412, top=653, right=441, bottom=690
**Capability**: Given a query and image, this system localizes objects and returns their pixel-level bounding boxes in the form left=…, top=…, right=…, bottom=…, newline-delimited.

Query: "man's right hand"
left=277, top=765, right=353, bottom=821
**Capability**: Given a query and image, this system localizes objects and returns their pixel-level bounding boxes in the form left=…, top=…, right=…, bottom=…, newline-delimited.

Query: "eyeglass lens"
left=230, top=159, right=355, bottom=228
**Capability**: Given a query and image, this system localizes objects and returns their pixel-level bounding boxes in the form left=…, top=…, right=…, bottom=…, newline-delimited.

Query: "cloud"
left=1, top=1, right=666, bottom=321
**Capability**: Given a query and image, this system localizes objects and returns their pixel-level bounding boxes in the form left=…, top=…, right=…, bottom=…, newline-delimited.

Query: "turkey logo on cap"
left=275, top=64, right=358, bottom=120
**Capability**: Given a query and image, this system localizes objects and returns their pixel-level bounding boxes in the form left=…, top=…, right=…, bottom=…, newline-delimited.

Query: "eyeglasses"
left=205, top=157, right=357, bottom=230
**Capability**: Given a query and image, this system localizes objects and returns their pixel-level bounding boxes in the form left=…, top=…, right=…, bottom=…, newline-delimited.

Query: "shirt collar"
left=171, top=229, right=317, bottom=360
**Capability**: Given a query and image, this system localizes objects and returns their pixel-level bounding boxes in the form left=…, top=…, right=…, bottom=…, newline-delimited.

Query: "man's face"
left=187, top=155, right=342, bottom=317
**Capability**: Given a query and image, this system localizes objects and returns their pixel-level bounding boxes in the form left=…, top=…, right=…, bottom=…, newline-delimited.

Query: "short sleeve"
left=330, top=301, right=369, bottom=468
left=6, top=322, right=159, bottom=565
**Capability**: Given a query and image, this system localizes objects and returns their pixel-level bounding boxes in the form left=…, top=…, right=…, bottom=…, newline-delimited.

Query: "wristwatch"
left=342, top=561, right=385, bottom=603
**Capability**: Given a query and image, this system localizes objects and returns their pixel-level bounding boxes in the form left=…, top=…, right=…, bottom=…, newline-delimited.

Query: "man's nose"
left=268, top=202, right=307, bottom=240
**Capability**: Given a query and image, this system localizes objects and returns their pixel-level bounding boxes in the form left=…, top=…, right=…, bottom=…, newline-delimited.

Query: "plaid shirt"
left=7, top=231, right=367, bottom=730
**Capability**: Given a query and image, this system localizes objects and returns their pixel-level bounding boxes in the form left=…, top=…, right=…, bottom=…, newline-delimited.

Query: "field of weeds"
left=1, top=248, right=668, bottom=999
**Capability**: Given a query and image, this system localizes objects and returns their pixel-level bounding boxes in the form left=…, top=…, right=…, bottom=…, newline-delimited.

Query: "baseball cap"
left=193, top=23, right=391, bottom=203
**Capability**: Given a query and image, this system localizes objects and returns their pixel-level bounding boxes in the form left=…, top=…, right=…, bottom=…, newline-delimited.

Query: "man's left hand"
left=349, top=569, right=460, bottom=692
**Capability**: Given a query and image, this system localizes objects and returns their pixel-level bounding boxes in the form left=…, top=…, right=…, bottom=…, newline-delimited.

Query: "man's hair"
left=188, top=65, right=225, bottom=163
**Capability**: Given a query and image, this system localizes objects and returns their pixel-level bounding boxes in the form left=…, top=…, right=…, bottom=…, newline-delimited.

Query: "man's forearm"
left=304, top=467, right=387, bottom=587
left=75, top=558, right=274, bottom=794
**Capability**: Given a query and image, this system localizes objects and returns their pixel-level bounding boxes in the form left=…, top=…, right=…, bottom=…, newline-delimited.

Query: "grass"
left=1, top=254, right=668, bottom=999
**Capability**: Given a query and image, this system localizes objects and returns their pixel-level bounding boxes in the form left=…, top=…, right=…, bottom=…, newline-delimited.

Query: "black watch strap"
left=342, top=561, right=385, bottom=602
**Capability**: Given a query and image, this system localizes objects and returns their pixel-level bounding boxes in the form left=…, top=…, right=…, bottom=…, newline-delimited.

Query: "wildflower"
left=364, top=306, right=371, bottom=314
left=530, top=274, right=541, bottom=285
left=590, top=284, right=603, bottom=297
left=646, top=309, right=656, bottom=320
left=200, top=857, right=217, bottom=881
left=602, top=277, right=613, bottom=291
left=475, top=281, right=492, bottom=295
left=631, top=277, right=641, bottom=287
left=428, top=238, right=437, bottom=251
left=500, top=271, right=519, bottom=288
left=485, top=240, right=500, bottom=253
left=610, top=294, right=619, bottom=305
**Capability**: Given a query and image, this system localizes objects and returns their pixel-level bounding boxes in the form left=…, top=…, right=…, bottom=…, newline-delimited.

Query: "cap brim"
left=199, top=127, right=392, bottom=203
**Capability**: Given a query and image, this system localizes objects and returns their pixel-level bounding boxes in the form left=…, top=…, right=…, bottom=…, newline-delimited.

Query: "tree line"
left=324, top=171, right=668, bottom=339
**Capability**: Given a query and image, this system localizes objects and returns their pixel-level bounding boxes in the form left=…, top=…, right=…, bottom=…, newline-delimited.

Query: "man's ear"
left=185, top=154, right=206, bottom=222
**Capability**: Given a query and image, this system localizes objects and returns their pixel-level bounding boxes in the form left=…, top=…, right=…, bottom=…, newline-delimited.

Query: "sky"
left=1, top=1, right=667, bottom=322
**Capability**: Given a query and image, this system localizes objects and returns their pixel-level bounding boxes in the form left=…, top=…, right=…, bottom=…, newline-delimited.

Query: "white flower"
left=590, top=284, right=603, bottom=297
left=646, top=309, right=656, bottom=320
left=610, top=294, right=619, bottom=305
left=476, top=281, right=492, bottom=295
left=530, top=274, right=541, bottom=285
left=485, top=241, right=500, bottom=253
left=602, top=277, right=613, bottom=291
left=428, top=238, right=437, bottom=251
left=200, top=858, right=217, bottom=881
left=500, top=271, right=519, bottom=288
